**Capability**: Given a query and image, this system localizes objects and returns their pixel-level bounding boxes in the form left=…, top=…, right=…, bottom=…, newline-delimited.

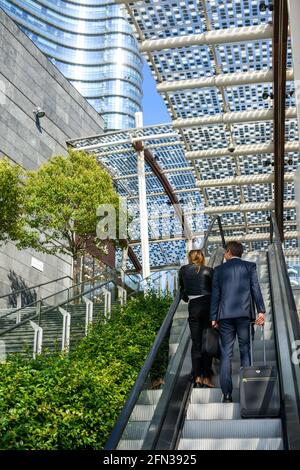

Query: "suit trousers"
left=219, top=317, right=251, bottom=395
left=188, top=295, right=213, bottom=378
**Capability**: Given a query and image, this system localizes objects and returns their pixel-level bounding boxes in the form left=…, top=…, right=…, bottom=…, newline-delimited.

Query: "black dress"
left=179, top=264, right=214, bottom=378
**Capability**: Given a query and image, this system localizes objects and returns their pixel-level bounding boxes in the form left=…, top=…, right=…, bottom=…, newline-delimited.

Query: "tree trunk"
left=72, top=255, right=82, bottom=303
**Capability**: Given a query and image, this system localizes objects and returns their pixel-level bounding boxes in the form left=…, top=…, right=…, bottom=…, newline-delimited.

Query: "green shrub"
left=0, top=292, right=172, bottom=449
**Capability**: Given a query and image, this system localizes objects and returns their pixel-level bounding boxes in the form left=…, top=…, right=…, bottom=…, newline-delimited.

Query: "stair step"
left=169, top=336, right=182, bottom=344
left=117, top=440, right=143, bottom=450
left=137, top=390, right=163, bottom=405
left=170, top=325, right=186, bottom=336
left=130, top=405, right=156, bottom=421
left=178, top=438, right=284, bottom=450
left=190, top=388, right=240, bottom=404
left=181, top=419, right=282, bottom=439
left=173, top=312, right=188, bottom=320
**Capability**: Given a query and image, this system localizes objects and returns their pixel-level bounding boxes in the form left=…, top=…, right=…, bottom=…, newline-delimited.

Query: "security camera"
left=228, top=145, right=235, bottom=153
left=33, top=107, right=45, bottom=118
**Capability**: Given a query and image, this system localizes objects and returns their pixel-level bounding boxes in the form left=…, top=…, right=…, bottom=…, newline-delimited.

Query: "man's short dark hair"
left=225, top=241, right=243, bottom=258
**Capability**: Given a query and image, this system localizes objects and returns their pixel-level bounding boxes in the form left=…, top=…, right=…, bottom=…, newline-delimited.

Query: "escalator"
left=105, top=214, right=300, bottom=451
left=177, top=250, right=281, bottom=450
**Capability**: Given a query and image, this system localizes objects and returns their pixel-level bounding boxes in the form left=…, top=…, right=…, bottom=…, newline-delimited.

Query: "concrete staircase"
left=0, top=301, right=119, bottom=357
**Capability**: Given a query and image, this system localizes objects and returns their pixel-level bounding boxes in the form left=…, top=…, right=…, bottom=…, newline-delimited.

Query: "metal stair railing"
left=0, top=278, right=118, bottom=359
left=104, top=215, right=226, bottom=450
left=0, top=285, right=71, bottom=328
left=0, top=271, right=118, bottom=328
left=268, top=213, right=300, bottom=450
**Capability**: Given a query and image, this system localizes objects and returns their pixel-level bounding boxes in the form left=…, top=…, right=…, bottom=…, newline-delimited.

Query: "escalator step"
left=212, top=360, right=277, bottom=375
left=181, top=419, right=282, bottom=439
left=190, top=388, right=240, bottom=404
left=117, top=440, right=143, bottom=450
left=137, top=390, right=163, bottom=405
left=171, top=318, right=186, bottom=327
left=120, top=421, right=150, bottom=441
left=173, top=311, right=188, bottom=319
left=178, top=438, right=283, bottom=450
left=186, top=403, right=240, bottom=420
left=169, top=343, right=179, bottom=356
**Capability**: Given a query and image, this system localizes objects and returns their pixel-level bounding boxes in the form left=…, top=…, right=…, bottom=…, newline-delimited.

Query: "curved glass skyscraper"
left=0, top=0, right=143, bottom=130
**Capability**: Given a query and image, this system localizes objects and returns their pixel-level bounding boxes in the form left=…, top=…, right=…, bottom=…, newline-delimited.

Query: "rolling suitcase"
left=240, top=324, right=281, bottom=418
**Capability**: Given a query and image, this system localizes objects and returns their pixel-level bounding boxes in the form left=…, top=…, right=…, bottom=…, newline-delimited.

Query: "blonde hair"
left=188, top=249, right=205, bottom=272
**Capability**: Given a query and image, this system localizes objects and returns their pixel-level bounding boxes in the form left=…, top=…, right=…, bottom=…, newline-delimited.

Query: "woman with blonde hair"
left=179, top=249, right=215, bottom=388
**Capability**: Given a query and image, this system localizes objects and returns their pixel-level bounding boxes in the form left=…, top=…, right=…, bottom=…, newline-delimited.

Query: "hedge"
left=0, top=292, right=172, bottom=449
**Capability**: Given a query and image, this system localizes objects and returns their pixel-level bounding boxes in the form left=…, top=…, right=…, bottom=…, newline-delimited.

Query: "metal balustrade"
left=0, top=265, right=175, bottom=361
left=0, top=275, right=73, bottom=309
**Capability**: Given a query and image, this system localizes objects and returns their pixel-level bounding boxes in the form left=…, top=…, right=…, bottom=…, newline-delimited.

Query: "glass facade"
left=0, top=0, right=143, bottom=130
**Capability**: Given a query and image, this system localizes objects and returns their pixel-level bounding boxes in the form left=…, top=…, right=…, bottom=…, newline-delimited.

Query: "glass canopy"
left=69, top=0, right=300, bottom=270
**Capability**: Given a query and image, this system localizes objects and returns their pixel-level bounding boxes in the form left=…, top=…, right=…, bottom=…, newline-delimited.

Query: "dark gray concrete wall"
left=0, top=9, right=104, bottom=304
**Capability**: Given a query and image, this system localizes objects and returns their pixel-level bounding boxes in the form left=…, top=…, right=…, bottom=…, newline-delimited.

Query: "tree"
left=0, top=158, right=25, bottom=244
left=20, top=149, right=123, bottom=283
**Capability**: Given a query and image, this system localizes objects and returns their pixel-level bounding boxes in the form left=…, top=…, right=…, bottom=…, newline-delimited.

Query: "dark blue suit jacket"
left=210, top=258, right=266, bottom=321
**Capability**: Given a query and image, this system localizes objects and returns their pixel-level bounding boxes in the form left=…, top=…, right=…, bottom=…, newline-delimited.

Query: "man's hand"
left=255, top=313, right=265, bottom=326
left=212, top=320, right=219, bottom=329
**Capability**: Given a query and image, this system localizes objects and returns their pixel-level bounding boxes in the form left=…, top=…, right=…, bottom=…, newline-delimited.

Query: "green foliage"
left=0, top=292, right=172, bottom=449
left=18, top=149, right=121, bottom=260
left=0, top=158, right=25, bottom=244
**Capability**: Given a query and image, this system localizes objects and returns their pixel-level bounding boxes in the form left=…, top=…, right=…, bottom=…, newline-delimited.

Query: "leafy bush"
left=0, top=292, right=171, bottom=449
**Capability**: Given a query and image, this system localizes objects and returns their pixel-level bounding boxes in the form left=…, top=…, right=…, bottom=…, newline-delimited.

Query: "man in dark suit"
left=210, top=241, right=265, bottom=403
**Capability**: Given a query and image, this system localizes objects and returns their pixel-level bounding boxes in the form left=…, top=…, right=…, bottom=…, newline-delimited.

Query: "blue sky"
left=142, top=61, right=171, bottom=126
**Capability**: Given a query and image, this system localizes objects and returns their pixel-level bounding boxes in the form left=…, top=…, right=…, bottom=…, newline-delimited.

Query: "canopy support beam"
left=273, top=0, right=289, bottom=241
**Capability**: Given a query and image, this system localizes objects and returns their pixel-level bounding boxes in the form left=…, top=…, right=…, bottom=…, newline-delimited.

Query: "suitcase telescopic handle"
left=250, top=322, right=266, bottom=366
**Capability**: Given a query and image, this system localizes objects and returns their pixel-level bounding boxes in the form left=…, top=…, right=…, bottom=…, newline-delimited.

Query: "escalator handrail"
left=268, top=213, right=300, bottom=449
left=0, top=279, right=117, bottom=338
left=202, top=215, right=226, bottom=253
left=105, top=215, right=226, bottom=450
left=270, top=214, right=300, bottom=341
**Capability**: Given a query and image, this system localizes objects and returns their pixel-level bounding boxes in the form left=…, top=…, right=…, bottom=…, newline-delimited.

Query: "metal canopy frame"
left=116, top=0, right=299, bottom=256
left=68, top=124, right=202, bottom=269
left=69, top=0, right=299, bottom=269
